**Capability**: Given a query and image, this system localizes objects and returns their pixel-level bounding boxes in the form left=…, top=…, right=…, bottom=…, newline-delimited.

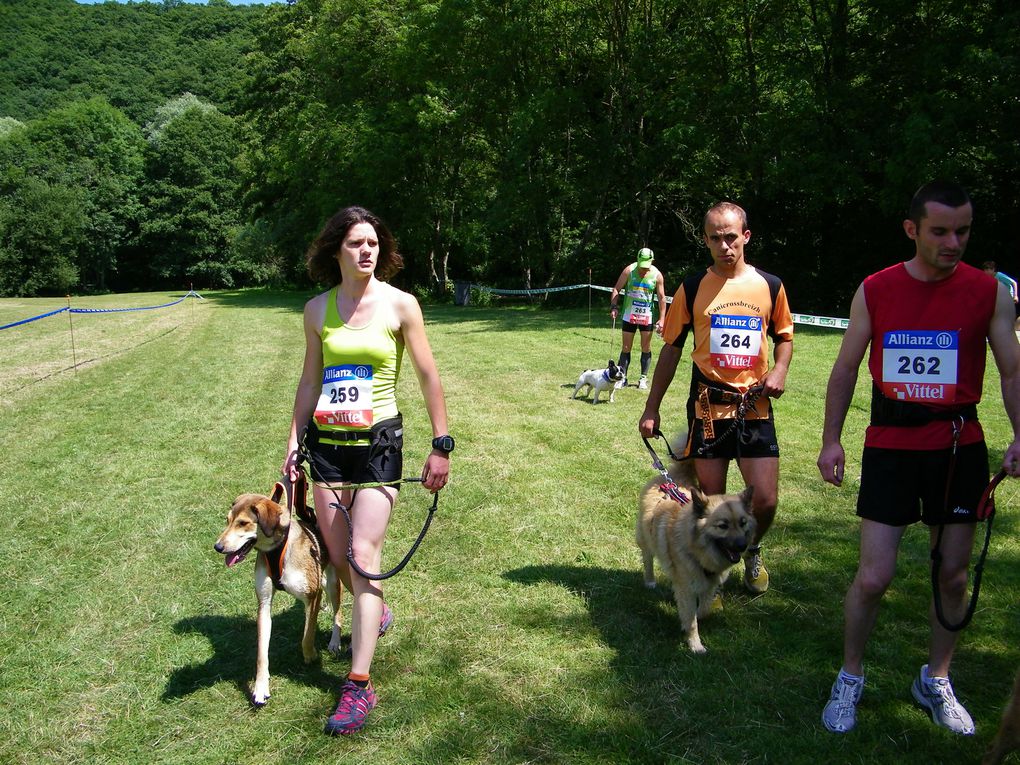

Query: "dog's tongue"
left=225, top=552, right=243, bottom=567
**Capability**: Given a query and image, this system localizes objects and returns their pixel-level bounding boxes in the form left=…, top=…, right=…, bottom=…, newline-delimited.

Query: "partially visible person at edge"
left=817, top=181, right=1020, bottom=737
left=639, top=201, right=793, bottom=602
left=983, top=260, right=1020, bottom=329
left=610, top=246, right=667, bottom=389
left=282, top=206, right=452, bottom=735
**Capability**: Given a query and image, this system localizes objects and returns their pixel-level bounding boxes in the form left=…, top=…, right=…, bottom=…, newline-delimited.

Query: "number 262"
left=897, top=356, right=940, bottom=375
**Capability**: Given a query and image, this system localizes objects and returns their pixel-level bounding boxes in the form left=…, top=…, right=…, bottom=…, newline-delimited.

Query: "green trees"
left=1, top=0, right=1019, bottom=307
left=0, top=98, right=143, bottom=295
left=136, top=95, right=243, bottom=288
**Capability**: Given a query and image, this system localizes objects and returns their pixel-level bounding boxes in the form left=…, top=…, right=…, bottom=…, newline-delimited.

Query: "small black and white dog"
left=572, top=360, right=625, bottom=404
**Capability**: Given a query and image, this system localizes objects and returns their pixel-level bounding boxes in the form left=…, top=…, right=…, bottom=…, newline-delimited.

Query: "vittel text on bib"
left=709, top=314, right=762, bottom=369
left=315, top=364, right=374, bottom=427
left=880, top=330, right=958, bottom=403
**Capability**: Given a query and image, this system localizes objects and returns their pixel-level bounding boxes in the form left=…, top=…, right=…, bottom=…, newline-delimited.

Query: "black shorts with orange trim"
left=684, top=416, right=779, bottom=460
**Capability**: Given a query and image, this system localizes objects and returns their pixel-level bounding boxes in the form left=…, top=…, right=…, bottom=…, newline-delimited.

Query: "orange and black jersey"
left=662, top=267, right=794, bottom=394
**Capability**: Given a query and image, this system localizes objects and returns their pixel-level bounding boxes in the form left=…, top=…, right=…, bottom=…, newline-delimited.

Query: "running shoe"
left=743, top=547, right=769, bottom=593
left=822, top=671, right=864, bottom=733
left=324, top=680, right=377, bottom=735
left=638, top=375, right=648, bottom=389
left=708, top=591, right=723, bottom=614
left=911, top=665, right=975, bottom=735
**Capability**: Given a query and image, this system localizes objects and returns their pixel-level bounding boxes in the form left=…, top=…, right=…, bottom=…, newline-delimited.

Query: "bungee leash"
left=295, top=443, right=441, bottom=582
left=931, top=416, right=1006, bottom=632
left=641, top=428, right=691, bottom=505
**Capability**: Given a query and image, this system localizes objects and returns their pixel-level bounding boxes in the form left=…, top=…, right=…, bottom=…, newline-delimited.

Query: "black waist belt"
left=705, top=386, right=744, bottom=405
left=306, top=422, right=372, bottom=444
left=870, top=384, right=978, bottom=427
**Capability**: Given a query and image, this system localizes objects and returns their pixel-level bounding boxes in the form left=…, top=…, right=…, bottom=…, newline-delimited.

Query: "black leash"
left=931, top=418, right=1005, bottom=632
left=295, top=443, right=440, bottom=582
left=642, top=429, right=691, bottom=505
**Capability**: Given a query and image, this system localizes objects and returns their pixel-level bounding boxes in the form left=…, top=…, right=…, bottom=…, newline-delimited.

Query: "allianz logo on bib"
left=884, top=331, right=957, bottom=349
left=711, top=315, right=761, bottom=331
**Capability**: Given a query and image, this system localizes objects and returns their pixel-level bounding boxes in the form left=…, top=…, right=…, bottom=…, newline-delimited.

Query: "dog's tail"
left=667, top=430, right=698, bottom=487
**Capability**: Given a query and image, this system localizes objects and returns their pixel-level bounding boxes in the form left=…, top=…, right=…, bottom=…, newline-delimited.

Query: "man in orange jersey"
left=639, top=201, right=794, bottom=599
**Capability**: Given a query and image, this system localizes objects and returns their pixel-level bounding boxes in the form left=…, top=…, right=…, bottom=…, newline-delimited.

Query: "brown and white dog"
left=215, top=486, right=342, bottom=706
left=635, top=435, right=756, bottom=653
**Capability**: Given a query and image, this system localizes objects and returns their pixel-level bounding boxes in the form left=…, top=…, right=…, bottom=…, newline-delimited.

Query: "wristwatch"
left=431, top=435, right=455, bottom=454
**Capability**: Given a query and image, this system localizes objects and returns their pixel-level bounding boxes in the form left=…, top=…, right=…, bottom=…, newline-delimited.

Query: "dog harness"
left=265, top=478, right=324, bottom=592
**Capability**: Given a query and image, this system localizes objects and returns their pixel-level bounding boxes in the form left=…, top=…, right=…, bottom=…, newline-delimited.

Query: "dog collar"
left=602, top=370, right=611, bottom=381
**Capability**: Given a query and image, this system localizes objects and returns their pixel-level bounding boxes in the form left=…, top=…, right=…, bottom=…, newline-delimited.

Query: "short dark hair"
left=983, top=261, right=997, bottom=271
left=704, top=201, right=748, bottom=233
left=306, top=206, right=403, bottom=285
left=908, top=181, right=971, bottom=226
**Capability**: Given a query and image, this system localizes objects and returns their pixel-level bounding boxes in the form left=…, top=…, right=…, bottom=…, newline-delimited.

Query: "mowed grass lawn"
left=2, top=289, right=1019, bottom=765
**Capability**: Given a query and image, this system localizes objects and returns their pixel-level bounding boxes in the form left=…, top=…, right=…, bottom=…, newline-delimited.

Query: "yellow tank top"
left=313, top=286, right=402, bottom=441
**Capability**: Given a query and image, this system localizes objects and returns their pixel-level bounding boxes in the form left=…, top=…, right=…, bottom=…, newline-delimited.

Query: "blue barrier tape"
left=70, top=295, right=188, bottom=314
left=0, top=306, right=69, bottom=331
left=0, top=291, right=201, bottom=331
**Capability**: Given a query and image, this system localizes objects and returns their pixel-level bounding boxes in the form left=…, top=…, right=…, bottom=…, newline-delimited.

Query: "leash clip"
left=950, top=415, right=965, bottom=455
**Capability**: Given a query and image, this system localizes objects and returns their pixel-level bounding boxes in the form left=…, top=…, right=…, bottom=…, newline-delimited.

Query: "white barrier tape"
left=466, top=283, right=848, bottom=328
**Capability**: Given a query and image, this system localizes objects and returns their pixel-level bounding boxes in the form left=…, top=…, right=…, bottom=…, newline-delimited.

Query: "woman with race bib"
left=282, top=206, right=452, bottom=735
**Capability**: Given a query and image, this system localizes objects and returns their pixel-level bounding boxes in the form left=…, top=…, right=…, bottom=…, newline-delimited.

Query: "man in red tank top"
left=817, top=181, right=1020, bottom=736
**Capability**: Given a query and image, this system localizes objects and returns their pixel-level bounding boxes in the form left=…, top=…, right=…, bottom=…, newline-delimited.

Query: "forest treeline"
left=1, top=0, right=1017, bottom=312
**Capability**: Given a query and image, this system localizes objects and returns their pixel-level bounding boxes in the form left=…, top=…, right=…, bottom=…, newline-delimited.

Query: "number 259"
left=329, top=386, right=360, bottom=404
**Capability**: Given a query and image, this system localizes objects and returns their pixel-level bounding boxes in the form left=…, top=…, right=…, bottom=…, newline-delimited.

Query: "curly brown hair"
left=305, top=206, right=404, bottom=285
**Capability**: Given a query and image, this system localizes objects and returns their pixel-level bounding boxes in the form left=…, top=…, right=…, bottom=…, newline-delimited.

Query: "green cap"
left=637, top=247, right=654, bottom=266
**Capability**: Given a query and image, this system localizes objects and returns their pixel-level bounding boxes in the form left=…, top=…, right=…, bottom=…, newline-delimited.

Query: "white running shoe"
left=638, top=376, right=648, bottom=389
left=911, top=665, right=975, bottom=735
left=822, top=671, right=864, bottom=733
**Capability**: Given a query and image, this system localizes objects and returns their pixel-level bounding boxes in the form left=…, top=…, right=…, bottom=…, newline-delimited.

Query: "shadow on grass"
left=163, top=603, right=341, bottom=705
left=498, top=533, right=1020, bottom=763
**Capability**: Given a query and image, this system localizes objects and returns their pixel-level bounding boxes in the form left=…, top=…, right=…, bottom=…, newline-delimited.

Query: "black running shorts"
left=856, top=442, right=989, bottom=526
left=622, top=320, right=654, bottom=333
left=684, top=416, right=780, bottom=460
left=304, top=416, right=404, bottom=488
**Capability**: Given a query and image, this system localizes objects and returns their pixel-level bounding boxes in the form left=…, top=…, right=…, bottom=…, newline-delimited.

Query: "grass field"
left=2, top=289, right=1019, bottom=765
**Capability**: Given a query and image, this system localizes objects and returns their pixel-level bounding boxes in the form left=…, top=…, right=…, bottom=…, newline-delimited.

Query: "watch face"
left=433, top=435, right=454, bottom=453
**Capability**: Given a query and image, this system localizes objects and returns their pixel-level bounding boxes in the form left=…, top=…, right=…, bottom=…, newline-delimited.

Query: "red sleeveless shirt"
left=863, top=261, right=997, bottom=449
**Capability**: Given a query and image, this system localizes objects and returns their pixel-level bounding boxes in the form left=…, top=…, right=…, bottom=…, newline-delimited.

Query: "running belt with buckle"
left=695, top=382, right=769, bottom=440
left=869, top=383, right=977, bottom=427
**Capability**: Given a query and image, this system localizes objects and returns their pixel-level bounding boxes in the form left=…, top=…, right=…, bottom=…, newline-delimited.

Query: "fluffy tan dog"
left=636, top=443, right=756, bottom=653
